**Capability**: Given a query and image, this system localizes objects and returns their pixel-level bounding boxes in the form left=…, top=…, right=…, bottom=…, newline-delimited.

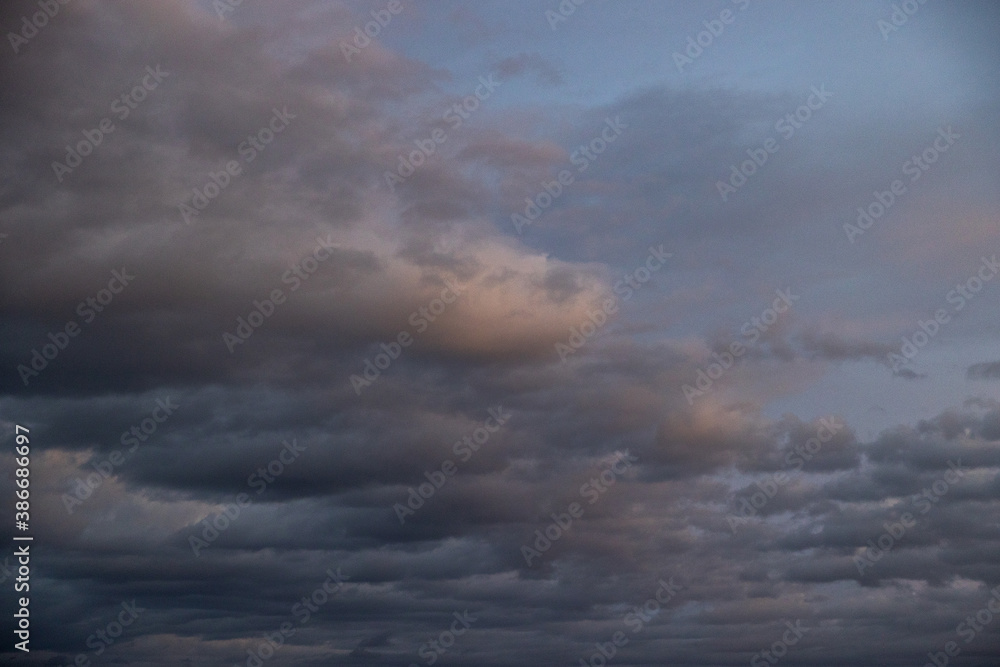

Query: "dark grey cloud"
left=968, top=361, right=1000, bottom=380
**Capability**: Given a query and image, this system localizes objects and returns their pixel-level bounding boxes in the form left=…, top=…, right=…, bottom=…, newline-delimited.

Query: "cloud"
left=968, top=361, right=1000, bottom=380
left=492, top=52, right=563, bottom=86
left=3, top=1, right=1000, bottom=665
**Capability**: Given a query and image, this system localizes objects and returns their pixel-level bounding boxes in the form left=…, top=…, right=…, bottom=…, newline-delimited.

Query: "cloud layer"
left=1, top=1, right=999, bottom=666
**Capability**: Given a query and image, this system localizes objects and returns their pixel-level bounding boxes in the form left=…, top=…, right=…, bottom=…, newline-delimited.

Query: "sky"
left=1, top=1, right=999, bottom=665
